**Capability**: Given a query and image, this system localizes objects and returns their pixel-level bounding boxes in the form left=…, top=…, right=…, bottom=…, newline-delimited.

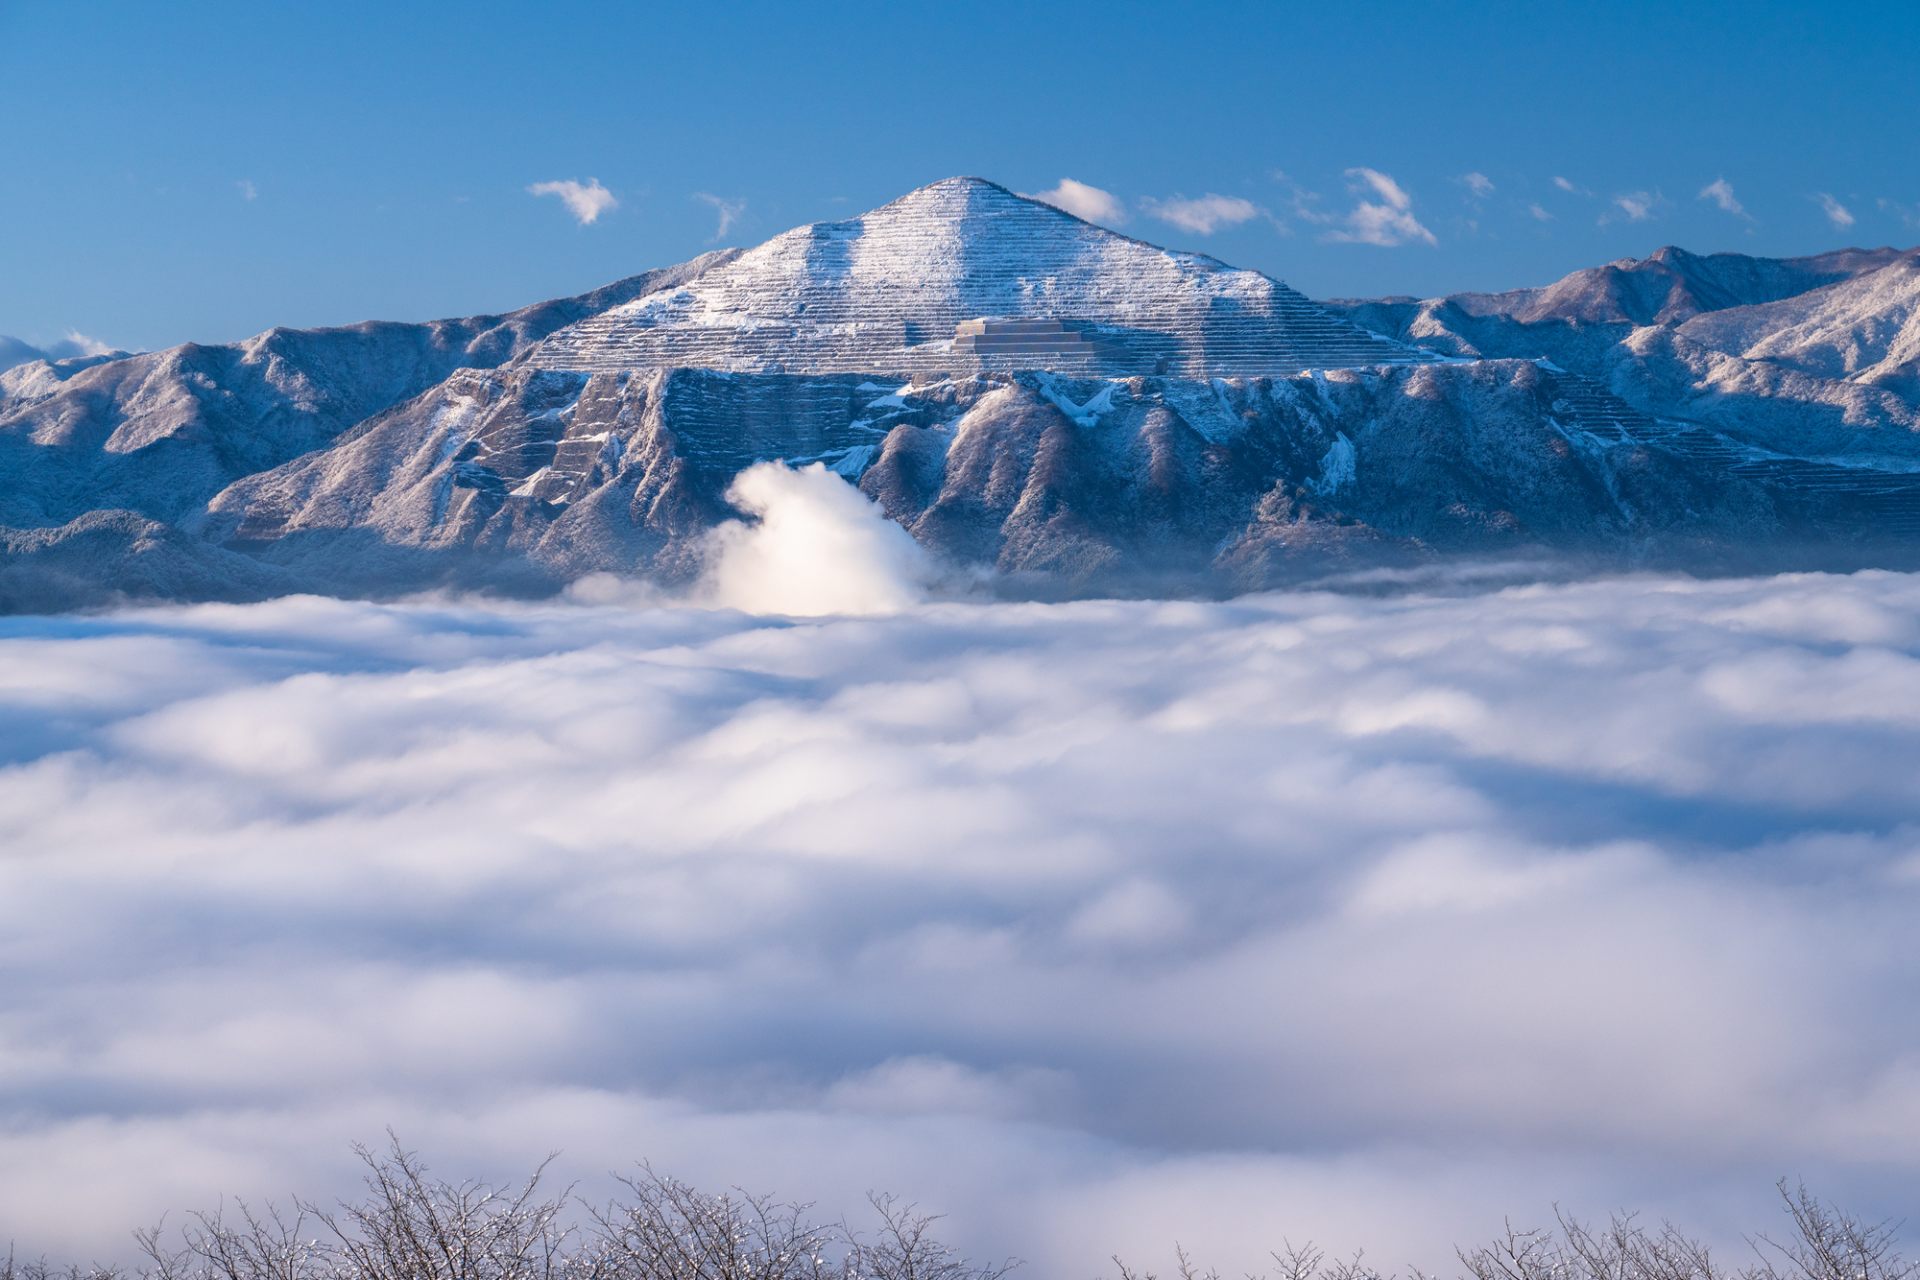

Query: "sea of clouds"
left=4, top=465, right=1920, bottom=1274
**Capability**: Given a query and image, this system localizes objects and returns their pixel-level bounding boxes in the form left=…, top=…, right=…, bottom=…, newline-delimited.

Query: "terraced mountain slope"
left=533, top=178, right=1417, bottom=378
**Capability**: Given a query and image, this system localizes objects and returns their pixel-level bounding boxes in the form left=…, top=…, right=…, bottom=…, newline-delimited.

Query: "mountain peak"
left=827, top=175, right=1137, bottom=254
left=906, top=175, right=1021, bottom=198
left=888, top=176, right=1050, bottom=209
left=846, top=174, right=1087, bottom=234
left=531, top=178, right=1417, bottom=378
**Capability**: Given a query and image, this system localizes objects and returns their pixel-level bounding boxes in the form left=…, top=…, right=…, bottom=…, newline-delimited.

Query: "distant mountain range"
left=1331, top=242, right=1920, bottom=454
left=0, top=334, right=125, bottom=376
left=5, top=178, right=1919, bottom=611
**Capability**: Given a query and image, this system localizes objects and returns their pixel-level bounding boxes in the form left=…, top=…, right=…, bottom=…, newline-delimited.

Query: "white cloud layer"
left=1141, top=192, right=1259, bottom=235
left=528, top=177, right=618, bottom=225
left=695, top=191, right=747, bottom=241
left=1816, top=192, right=1856, bottom=229
left=6, top=552, right=1920, bottom=1272
left=1029, top=178, right=1128, bottom=226
left=1325, top=167, right=1436, bottom=247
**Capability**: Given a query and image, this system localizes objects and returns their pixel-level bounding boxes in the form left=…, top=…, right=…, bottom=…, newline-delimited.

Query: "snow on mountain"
left=203, top=358, right=1784, bottom=601
left=1450, top=244, right=1907, bottom=327
left=1676, top=253, right=1920, bottom=386
left=0, top=333, right=128, bottom=377
left=534, top=178, right=1414, bottom=377
left=1331, top=245, right=1920, bottom=458
left=0, top=253, right=735, bottom=528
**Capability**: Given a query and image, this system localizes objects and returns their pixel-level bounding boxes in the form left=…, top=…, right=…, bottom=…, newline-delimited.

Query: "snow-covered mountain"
left=537, top=178, right=1412, bottom=377
left=5, top=179, right=1919, bottom=611
left=1449, top=244, right=1904, bottom=326
left=1331, top=244, right=1920, bottom=458
left=203, top=358, right=1786, bottom=602
left=0, top=253, right=734, bottom=528
left=1676, top=253, right=1920, bottom=386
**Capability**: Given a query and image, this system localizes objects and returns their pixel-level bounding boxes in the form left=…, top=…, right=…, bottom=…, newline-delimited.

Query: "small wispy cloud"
left=694, top=192, right=747, bottom=242
left=1272, top=171, right=1333, bottom=227
left=1552, top=175, right=1586, bottom=195
left=527, top=178, right=618, bottom=226
left=1140, top=192, right=1260, bottom=236
left=1601, top=190, right=1662, bottom=225
left=1698, top=177, right=1751, bottom=220
left=1461, top=172, right=1495, bottom=201
left=1324, top=167, right=1436, bottom=247
left=236, top=178, right=258, bottom=202
left=1877, top=197, right=1920, bottom=229
left=1527, top=202, right=1554, bottom=223
left=1815, top=192, right=1856, bottom=230
left=1027, top=178, right=1127, bottom=226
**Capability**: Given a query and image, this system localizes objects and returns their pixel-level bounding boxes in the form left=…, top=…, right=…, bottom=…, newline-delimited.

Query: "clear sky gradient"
left=4, top=0, right=1917, bottom=352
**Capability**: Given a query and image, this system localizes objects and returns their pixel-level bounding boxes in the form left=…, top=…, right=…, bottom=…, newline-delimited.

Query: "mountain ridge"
left=1330, top=241, right=1920, bottom=461
left=0, top=251, right=738, bottom=529
left=5, top=178, right=1920, bottom=612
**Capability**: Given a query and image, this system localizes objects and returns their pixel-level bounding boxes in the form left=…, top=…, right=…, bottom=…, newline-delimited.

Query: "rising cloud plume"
left=528, top=177, right=619, bottom=225
left=1324, top=167, right=1436, bottom=246
left=1029, top=178, right=1128, bottom=226
left=1140, top=192, right=1260, bottom=235
left=5, top=563, right=1920, bottom=1273
left=698, top=461, right=934, bottom=615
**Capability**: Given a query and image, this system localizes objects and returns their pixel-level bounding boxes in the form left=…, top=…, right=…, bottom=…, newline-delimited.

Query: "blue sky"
left=4, top=0, right=1917, bottom=353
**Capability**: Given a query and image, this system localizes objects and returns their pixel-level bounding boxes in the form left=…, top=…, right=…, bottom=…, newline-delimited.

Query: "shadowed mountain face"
left=196, top=360, right=1805, bottom=605
left=4, top=180, right=1920, bottom=612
